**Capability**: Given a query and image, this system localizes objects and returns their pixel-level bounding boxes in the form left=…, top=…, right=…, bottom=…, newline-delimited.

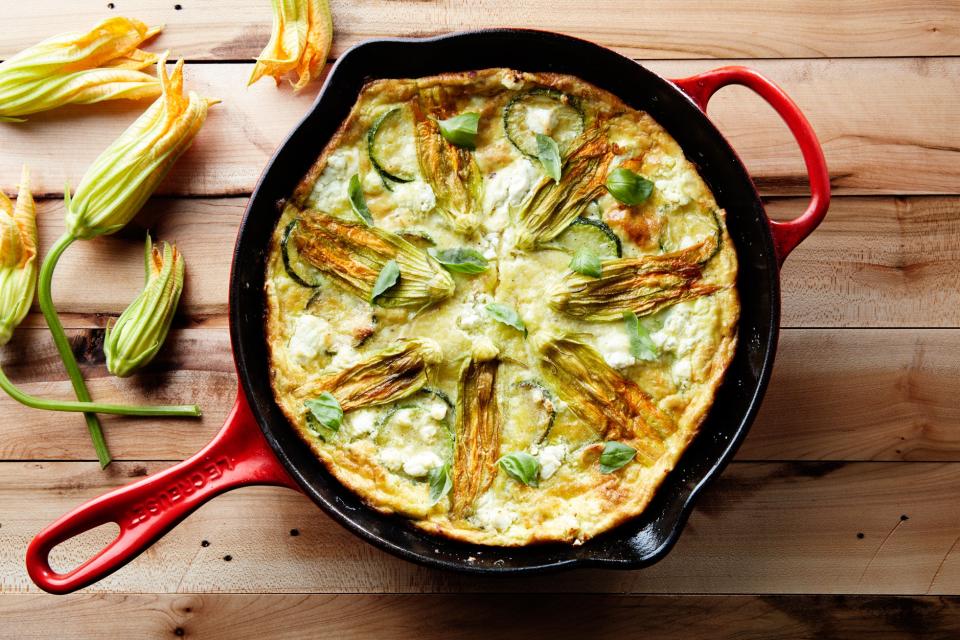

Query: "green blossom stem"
left=38, top=232, right=110, bottom=466
left=0, top=363, right=201, bottom=416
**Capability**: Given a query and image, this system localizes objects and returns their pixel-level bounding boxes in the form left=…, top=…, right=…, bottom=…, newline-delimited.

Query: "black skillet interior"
left=231, top=29, right=780, bottom=573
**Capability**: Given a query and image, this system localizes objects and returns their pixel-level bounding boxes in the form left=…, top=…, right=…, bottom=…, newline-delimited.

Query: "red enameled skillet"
left=26, top=29, right=829, bottom=594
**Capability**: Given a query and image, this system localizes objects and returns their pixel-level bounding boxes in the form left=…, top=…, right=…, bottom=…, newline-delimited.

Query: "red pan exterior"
left=27, top=29, right=828, bottom=593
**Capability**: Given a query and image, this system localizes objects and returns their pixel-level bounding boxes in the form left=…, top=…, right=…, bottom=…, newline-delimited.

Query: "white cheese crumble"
left=537, top=444, right=566, bottom=480
left=391, top=179, right=437, bottom=213
left=648, top=297, right=716, bottom=382
left=482, top=157, right=540, bottom=230
left=589, top=323, right=636, bottom=370
left=344, top=408, right=377, bottom=439
left=288, top=315, right=332, bottom=365
left=651, top=158, right=700, bottom=206
left=428, top=402, right=447, bottom=421
left=525, top=105, right=559, bottom=135
left=471, top=491, right=517, bottom=532
left=402, top=450, right=443, bottom=477
left=307, top=148, right=359, bottom=212
left=479, top=232, right=500, bottom=260
left=457, top=292, right=493, bottom=331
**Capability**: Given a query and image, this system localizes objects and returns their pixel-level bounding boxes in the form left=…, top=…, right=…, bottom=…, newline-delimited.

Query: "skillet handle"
left=25, top=388, right=297, bottom=594
left=671, top=66, right=830, bottom=264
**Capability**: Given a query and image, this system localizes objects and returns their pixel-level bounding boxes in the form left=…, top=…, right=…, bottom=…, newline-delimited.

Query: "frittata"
left=264, top=68, right=739, bottom=545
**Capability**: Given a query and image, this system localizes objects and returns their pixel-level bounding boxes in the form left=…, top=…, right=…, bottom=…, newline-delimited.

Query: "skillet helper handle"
left=26, top=389, right=297, bottom=594
left=671, top=66, right=830, bottom=264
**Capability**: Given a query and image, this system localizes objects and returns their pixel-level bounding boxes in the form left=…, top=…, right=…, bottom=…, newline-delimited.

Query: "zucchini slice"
left=397, top=228, right=436, bottom=248
left=659, top=209, right=722, bottom=263
left=504, top=89, right=585, bottom=158
left=512, top=379, right=558, bottom=445
left=282, top=219, right=323, bottom=287
left=554, top=217, right=623, bottom=258
left=368, top=107, right=418, bottom=185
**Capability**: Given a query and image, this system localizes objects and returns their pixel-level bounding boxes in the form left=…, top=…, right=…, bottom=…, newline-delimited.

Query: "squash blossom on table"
left=0, top=16, right=162, bottom=122
left=37, top=55, right=214, bottom=468
left=249, top=0, right=333, bottom=92
left=105, top=236, right=185, bottom=378
left=0, top=167, right=37, bottom=345
left=0, top=169, right=199, bottom=420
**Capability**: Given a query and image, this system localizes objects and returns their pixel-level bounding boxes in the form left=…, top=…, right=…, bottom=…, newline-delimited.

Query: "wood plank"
left=17, top=195, right=960, bottom=327
left=3, top=593, right=960, bottom=639
left=3, top=461, right=960, bottom=594
left=1, top=59, right=959, bottom=198
left=4, top=1, right=958, bottom=61
left=3, top=328, right=959, bottom=463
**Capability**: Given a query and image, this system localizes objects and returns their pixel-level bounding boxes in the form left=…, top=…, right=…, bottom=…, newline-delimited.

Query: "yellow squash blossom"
left=64, top=55, right=218, bottom=239
left=0, top=17, right=163, bottom=122
left=249, top=0, right=333, bottom=92
left=104, top=236, right=185, bottom=378
left=0, top=167, right=37, bottom=345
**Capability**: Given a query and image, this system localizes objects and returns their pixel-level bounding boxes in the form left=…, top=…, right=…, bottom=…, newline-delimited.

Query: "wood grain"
left=3, top=593, right=960, bottom=639
left=14, top=195, right=960, bottom=327
left=2, top=328, right=959, bottom=463
left=4, top=461, right=960, bottom=594
left=3, top=0, right=958, bottom=61
left=2, top=59, right=959, bottom=198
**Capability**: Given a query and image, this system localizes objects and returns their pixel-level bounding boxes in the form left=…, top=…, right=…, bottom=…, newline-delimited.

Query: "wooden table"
left=2, top=1, right=959, bottom=637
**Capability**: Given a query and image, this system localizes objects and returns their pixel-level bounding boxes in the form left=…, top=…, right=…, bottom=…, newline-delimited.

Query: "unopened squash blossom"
left=38, top=55, right=213, bottom=468
left=64, top=55, right=218, bottom=239
left=0, top=167, right=37, bottom=345
left=105, top=236, right=185, bottom=378
left=0, top=171, right=199, bottom=425
left=0, top=17, right=162, bottom=122
left=249, top=0, right=333, bottom=92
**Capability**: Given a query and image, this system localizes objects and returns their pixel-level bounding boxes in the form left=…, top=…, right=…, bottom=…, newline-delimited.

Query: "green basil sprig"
left=623, top=310, right=658, bottom=361
left=371, top=259, right=400, bottom=302
left=599, top=441, right=637, bottom=473
left=427, top=463, right=453, bottom=505
left=428, top=247, right=489, bottom=274
left=569, top=247, right=602, bottom=278
left=348, top=173, right=374, bottom=226
left=606, top=167, right=653, bottom=205
left=535, top=133, right=562, bottom=182
left=304, top=392, right=343, bottom=440
left=486, top=303, right=526, bottom=336
left=435, top=112, right=480, bottom=149
left=498, top=451, right=540, bottom=487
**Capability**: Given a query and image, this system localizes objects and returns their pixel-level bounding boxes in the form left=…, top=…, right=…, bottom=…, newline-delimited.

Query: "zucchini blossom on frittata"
left=249, top=0, right=333, bottom=92
left=64, top=55, right=217, bottom=239
left=0, top=17, right=162, bottom=122
left=0, top=167, right=36, bottom=345
left=104, top=236, right=185, bottom=378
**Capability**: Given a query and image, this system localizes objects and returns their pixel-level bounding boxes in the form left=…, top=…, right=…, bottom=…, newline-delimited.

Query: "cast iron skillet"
left=26, top=29, right=829, bottom=594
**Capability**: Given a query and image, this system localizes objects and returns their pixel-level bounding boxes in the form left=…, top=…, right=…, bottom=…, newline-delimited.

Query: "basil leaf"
left=606, top=167, right=654, bottom=205
left=436, top=112, right=480, bottom=149
left=535, top=133, right=562, bottom=182
left=498, top=452, right=540, bottom=487
left=486, top=303, right=526, bottom=336
left=371, top=259, right=400, bottom=302
left=427, top=463, right=453, bottom=505
left=569, top=247, right=602, bottom=278
left=428, top=247, right=489, bottom=274
left=623, top=310, right=658, bottom=361
left=304, top=392, right=343, bottom=439
left=348, top=173, right=374, bottom=226
left=599, top=441, right=637, bottom=474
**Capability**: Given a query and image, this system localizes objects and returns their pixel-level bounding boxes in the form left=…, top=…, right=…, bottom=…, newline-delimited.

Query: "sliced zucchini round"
left=659, top=208, right=721, bottom=263
left=282, top=219, right=323, bottom=287
left=554, top=217, right=623, bottom=258
left=508, top=379, right=558, bottom=446
left=504, top=89, right=585, bottom=158
left=368, top=107, right=418, bottom=185
left=397, top=228, right=436, bottom=248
